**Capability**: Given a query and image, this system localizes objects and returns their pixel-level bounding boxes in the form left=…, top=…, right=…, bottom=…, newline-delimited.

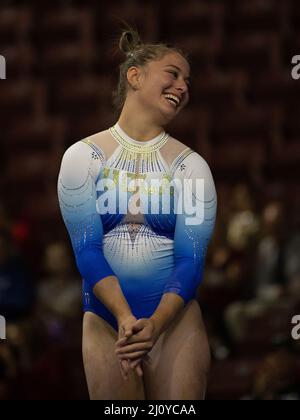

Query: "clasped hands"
left=116, top=315, right=160, bottom=380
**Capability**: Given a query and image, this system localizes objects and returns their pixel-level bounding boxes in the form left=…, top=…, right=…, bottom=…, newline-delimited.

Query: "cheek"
left=142, top=81, right=165, bottom=101
left=147, top=74, right=171, bottom=93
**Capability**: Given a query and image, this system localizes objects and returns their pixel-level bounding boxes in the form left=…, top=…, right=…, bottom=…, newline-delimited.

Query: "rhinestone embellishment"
left=109, top=125, right=170, bottom=154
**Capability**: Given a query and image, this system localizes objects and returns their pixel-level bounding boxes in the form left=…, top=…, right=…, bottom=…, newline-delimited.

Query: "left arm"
left=150, top=293, right=184, bottom=335
left=151, top=152, right=217, bottom=335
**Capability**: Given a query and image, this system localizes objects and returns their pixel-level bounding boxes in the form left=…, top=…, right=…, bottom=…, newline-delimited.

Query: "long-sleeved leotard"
left=58, top=123, right=217, bottom=332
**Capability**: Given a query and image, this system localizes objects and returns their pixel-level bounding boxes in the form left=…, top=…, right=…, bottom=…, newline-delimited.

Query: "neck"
left=117, top=100, right=165, bottom=142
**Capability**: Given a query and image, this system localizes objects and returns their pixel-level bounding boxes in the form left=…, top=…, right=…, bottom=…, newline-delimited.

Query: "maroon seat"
left=97, top=2, right=159, bottom=43
left=224, top=0, right=281, bottom=37
left=0, top=80, right=45, bottom=126
left=49, top=75, right=115, bottom=116
left=212, top=141, right=265, bottom=171
left=248, top=71, right=298, bottom=106
left=0, top=7, right=33, bottom=45
left=34, top=8, right=94, bottom=47
left=4, top=116, right=65, bottom=152
left=162, top=0, right=224, bottom=38
left=219, top=33, right=280, bottom=74
left=66, top=111, right=116, bottom=145
left=207, top=358, right=259, bottom=400
left=211, top=106, right=273, bottom=144
left=40, top=43, right=95, bottom=77
left=191, top=71, right=237, bottom=111
left=234, top=302, right=298, bottom=358
left=0, top=44, right=36, bottom=77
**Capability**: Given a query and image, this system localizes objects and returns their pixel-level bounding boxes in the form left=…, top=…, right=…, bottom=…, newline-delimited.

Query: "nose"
left=175, top=78, right=189, bottom=95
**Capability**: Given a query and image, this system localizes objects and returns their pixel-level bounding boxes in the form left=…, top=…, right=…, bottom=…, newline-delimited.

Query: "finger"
left=119, top=359, right=127, bottom=381
left=126, top=357, right=143, bottom=377
left=135, top=364, right=143, bottom=377
left=118, top=330, right=125, bottom=342
left=116, top=342, right=150, bottom=354
left=118, top=351, right=147, bottom=360
left=116, top=333, right=146, bottom=347
left=128, top=354, right=151, bottom=368
left=116, top=328, right=147, bottom=346
left=125, top=329, right=133, bottom=338
left=118, top=325, right=132, bottom=339
left=132, top=321, right=145, bottom=333
left=117, top=327, right=144, bottom=343
left=121, top=359, right=130, bottom=380
left=116, top=337, right=128, bottom=347
left=116, top=335, right=134, bottom=346
left=125, top=358, right=131, bottom=372
left=131, top=358, right=142, bottom=370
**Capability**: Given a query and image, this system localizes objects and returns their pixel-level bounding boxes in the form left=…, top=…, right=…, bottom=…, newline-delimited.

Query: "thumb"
left=124, top=328, right=133, bottom=337
left=132, top=319, right=145, bottom=333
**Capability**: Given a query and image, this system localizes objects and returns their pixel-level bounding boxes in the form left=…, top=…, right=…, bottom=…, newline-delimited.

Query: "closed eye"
left=167, top=71, right=190, bottom=88
left=168, top=70, right=178, bottom=78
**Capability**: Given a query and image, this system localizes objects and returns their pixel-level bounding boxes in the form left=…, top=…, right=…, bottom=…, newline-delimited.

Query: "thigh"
left=143, top=300, right=211, bottom=400
left=83, top=312, right=146, bottom=400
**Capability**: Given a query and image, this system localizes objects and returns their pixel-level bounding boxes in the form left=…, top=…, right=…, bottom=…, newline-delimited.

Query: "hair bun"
left=119, top=27, right=142, bottom=56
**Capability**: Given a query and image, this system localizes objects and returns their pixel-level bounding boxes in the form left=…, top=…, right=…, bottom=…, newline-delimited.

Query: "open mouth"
left=163, top=93, right=180, bottom=108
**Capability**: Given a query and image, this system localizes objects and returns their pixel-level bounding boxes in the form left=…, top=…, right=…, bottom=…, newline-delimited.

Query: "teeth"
left=164, top=94, right=180, bottom=106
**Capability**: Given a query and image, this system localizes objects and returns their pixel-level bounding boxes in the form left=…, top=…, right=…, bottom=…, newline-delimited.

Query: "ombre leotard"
left=58, top=123, right=217, bottom=332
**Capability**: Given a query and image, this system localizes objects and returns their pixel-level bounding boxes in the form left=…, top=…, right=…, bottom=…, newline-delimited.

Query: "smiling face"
left=127, top=52, right=191, bottom=125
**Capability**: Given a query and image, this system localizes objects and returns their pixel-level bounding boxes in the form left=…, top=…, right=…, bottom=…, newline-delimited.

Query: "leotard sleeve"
left=57, top=141, right=116, bottom=288
left=163, top=151, right=217, bottom=304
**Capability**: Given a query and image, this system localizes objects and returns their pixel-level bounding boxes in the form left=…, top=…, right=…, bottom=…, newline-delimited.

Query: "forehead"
left=151, top=53, right=190, bottom=76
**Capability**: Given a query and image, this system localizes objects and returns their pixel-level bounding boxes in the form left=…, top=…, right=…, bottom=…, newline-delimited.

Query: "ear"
left=127, top=66, right=142, bottom=90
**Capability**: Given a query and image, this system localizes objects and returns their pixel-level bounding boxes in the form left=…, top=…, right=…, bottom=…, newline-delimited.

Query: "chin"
left=166, top=110, right=180, bottom=124
left=160, top=106, right=180, bottom=123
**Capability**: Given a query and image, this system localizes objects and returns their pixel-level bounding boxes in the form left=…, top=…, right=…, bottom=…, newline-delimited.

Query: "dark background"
left=0, top=0, right=300, bottom=400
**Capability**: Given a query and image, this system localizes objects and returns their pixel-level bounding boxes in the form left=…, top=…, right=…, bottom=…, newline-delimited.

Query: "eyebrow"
left=165, top=65, right=191, bottom=83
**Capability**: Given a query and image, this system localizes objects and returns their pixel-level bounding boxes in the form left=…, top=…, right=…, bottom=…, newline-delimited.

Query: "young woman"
left=58, top=27, right=217, bottom=400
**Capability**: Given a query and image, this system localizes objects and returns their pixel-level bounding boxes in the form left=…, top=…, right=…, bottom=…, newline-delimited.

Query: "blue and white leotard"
left=58, top=123, right=217, bottom=332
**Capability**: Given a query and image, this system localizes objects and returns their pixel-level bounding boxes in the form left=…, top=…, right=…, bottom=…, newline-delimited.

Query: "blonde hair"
left=112, top=24, right=189, bottom=112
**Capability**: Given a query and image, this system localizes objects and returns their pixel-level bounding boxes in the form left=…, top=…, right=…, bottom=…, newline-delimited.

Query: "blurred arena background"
left=1, top=0, right=300, bottom=400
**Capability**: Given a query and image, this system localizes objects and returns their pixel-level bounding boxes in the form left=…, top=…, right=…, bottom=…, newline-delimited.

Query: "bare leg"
left=83, top=312, right=146, bottom=400
left=143, top=300, right=211, bottom=400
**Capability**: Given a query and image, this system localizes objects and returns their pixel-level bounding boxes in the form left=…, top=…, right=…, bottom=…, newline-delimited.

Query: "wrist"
left=150, top=315, right=164, bottom=337
left=116, top=309, right=134, bottom=325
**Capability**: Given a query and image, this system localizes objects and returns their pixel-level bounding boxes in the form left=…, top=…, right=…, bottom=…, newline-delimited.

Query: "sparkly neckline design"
left=109, top=123, right=170, bottom=154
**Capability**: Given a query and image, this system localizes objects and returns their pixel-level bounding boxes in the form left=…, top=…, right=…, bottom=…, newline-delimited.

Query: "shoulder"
left=161, top=135, right=191, bottom=170
left=165, top=135, right=191, bottom=159
left=84, top=129, right=109, bottom=149
left=168, top=137, right=216, bottom=197
left=83, top=129, right=118, bottom=160
left=59, top=138, right=104, bottom=187
left=168, top=135, right=209, bottom=167
left=62, top=129, right=110, bottom=166
left=167, top=135, right=211, bottom=176
left=61, top=141, right=95, bottom=171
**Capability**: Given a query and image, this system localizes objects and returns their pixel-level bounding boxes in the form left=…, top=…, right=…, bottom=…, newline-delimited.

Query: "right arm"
left=93, top=276, right=132, bottom=323
left=57, top=141, right=131, bottom=323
